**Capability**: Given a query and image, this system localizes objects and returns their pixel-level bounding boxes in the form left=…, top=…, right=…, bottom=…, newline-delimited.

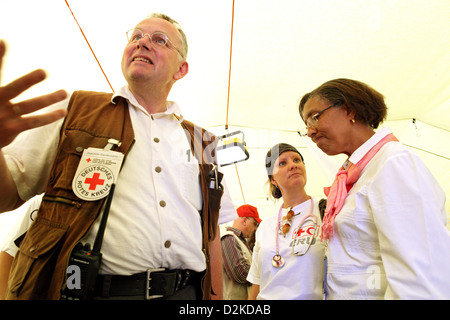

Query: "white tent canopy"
left=0, top=0, right=449, bottom=239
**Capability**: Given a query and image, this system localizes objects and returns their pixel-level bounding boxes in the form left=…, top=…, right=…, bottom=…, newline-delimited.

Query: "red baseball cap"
left=237, top=204, right=262, bottom=224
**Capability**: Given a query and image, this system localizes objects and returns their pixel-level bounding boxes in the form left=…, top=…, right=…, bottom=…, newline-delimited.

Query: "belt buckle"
left=146, top=268, right=165, bottom=300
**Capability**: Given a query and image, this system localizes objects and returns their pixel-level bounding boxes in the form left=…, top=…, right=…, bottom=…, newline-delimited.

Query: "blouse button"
left=155, top=166, right=162, bottom=173
left=154, top=137, right=160, bottom=143
left=164, top=240, right=171, bottom=248
left=159, top=200, right=166, bottom=207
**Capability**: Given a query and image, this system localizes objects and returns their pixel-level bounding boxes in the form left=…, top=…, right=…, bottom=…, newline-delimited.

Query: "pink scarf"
left=321, top=133, right=398, bottom=240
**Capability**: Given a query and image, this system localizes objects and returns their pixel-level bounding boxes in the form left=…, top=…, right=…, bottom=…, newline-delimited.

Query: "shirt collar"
left=282, top=198, right=312, bottom=214
left=111, top=85, right=184, bottom=122
left=345, top=127, right=392, bottom=168
left=226, top=226, right=245, bottom=239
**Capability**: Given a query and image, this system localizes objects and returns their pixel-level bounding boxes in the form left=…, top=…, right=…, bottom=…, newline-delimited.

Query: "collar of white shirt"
left=111, top=85, right=184, bottom=122
left=343, top=127, right=393, bottom=169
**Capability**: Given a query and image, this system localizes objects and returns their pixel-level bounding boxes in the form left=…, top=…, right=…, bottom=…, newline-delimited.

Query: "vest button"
left=164, top=240, right=171, bottom=248
left=159, top=200, right=166, bottom=207
left=155, top=166, right=161, bottom=173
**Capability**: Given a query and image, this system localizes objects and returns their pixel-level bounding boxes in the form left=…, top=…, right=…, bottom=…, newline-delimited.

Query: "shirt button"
left=159, top=200, right=166, bottom=207
left=164, top=240, right=171, bottom=248
left=155, top=166, right=161, bottom=173
left=75, top=147, right=84, bottom=153
left=154, top=137, right=160, bottom=143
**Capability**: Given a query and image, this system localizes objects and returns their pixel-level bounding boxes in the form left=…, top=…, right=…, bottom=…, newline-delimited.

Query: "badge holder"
left=72, top=139, right=124, bottom=201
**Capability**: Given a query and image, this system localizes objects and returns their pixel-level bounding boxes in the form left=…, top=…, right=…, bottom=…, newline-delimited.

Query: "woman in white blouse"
left=299, top=78, right=450, bottom=299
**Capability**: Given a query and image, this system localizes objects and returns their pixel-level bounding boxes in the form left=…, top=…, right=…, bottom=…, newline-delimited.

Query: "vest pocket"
left=50, top=129, right=110, bottom=191
left=207, top=187, right=223, bottom=241
left=8, top=218, right=68, bottom=297
left=198, top=163, right=224, bottom=241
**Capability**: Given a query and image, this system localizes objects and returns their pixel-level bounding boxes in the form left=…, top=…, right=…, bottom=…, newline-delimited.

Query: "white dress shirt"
left=4, top=86, right=237, bottom=275
left=326, top=127, right=450, bottom=299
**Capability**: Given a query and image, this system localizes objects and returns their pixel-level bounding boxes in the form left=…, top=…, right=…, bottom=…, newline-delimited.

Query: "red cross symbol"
left=295, top=226, right=315, bottom=237
left=84, top=173, right=105, bottom=190
left=296, top=227, right=306, bottom=237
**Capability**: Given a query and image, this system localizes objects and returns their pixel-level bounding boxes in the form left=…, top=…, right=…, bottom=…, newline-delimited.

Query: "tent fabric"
left=0, top=1, right=448, bottom=231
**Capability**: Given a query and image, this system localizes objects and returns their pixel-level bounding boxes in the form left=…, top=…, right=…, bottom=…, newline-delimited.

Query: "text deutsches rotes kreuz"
left=72, top=147, right=123, bottom=201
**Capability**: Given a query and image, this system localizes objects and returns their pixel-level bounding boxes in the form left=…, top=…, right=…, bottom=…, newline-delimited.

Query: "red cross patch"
left=72, top=147, right=123, bottom=201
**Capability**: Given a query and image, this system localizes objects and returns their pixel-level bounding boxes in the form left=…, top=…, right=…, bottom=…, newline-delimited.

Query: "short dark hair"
left=299, top=78, right=387, bottom=129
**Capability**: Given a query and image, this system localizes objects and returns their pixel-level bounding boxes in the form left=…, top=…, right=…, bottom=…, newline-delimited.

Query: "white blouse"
left=326, top=127, right=450, bottom=299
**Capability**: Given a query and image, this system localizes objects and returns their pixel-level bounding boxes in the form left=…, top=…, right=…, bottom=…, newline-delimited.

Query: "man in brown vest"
left=0, top=13, right=237, bottom=300
left=221, top=204, right=261, bottom=300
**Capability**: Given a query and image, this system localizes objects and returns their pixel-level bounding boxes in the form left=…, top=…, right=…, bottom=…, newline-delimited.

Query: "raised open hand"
left=0, top=40, right=67, bottom=149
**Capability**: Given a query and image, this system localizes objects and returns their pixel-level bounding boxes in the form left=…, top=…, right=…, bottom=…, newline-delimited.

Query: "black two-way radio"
left=61, top=183, right=115, bottom=300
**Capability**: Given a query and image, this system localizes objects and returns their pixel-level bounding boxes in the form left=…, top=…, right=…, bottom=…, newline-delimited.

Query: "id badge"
left=72, top=148, right=124, bottom=201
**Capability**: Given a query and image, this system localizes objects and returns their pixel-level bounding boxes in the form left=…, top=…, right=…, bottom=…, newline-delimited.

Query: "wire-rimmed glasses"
left=301, top=101, right=342, bottom=136
left=126, top=28, right=185, bottom=59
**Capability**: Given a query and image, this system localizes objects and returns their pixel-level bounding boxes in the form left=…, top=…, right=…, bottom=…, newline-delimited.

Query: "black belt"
left=94, top=268, right=201, bottom=299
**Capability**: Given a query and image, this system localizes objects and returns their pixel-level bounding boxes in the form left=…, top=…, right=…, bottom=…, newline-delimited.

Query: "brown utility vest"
left=6, top=91, right=223, bottom=300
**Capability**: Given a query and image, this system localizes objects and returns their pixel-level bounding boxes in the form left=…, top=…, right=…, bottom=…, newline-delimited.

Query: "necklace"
left=272, top=197, right=314, bottom=268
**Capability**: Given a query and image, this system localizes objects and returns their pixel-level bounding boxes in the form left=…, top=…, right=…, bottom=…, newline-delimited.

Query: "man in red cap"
left=221, top=204, right=261, bottom=300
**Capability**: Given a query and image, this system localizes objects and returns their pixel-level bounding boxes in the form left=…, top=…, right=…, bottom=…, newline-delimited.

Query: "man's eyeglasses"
left=302, top=101, right=342, bottom=135
left=245, top=217, right=259, bottom=228
left=126, top=28, right=185, bottom=59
